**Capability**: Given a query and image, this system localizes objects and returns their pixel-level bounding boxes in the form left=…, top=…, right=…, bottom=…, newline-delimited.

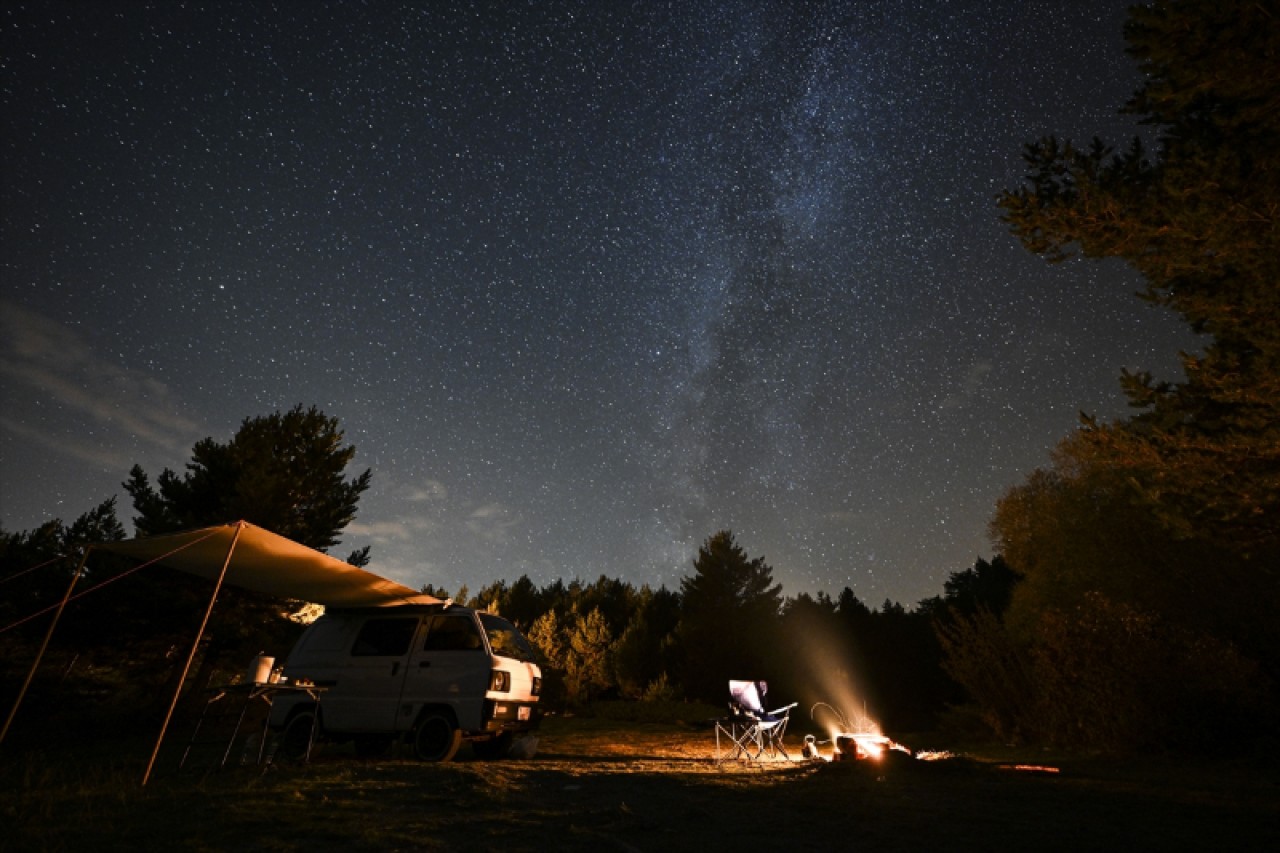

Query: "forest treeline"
left=0, top=504, right=1009, bottom=737
left=3, top=1, right=1277, bottom=754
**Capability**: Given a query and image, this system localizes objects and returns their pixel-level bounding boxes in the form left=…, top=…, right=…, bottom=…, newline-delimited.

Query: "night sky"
left=2, top=1, right=1201, bottom=606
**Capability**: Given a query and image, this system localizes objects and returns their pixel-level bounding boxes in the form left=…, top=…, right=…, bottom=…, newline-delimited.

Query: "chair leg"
left=718, top=716, right=795, bottom=764
left=755, top=720, right=792, bottom=760
left=716, top=720, right=753, bottom=764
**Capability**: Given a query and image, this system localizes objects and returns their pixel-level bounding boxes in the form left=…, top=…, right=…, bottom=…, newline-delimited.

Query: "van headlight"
left=489, top=669, right=511, bottom=692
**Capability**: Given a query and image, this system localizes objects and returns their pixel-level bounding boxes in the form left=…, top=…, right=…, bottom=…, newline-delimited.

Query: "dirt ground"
left=7, top=717, right=1279, bottom=852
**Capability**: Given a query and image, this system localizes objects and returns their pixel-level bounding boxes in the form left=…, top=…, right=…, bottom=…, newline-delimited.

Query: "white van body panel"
left=268, top=605, right=541, bottom=743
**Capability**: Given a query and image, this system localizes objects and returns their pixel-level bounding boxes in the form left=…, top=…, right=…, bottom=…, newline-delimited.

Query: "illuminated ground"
left=7, top=717, right=1278, bottom=851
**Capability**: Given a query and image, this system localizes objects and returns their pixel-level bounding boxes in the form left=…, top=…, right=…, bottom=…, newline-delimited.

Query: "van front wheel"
left=413, top=712, right=462, bottom=762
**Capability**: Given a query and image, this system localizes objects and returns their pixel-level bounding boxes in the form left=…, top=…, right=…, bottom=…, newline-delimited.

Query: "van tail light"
left=531, top=676, right=541, bottom=696
left=489, top=669, right=511, bottom=692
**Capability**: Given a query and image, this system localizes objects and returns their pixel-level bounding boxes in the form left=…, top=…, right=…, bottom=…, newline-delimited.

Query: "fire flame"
left=795, top=624, right=914, bottom=763
left=832, top=730, right=910, bottom=761
left=809, top=700, right=909, bottom=762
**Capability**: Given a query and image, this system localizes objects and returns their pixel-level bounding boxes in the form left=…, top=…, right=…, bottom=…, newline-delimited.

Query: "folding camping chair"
left=716, top=680, right=797, bottom=763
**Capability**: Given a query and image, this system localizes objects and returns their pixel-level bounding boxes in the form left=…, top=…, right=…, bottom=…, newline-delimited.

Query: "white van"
left=268, top=603, right=542, bottom=761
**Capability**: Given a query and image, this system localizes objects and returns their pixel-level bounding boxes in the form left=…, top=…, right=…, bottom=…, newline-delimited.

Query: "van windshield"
left=478, top=613, right=536, bottom=662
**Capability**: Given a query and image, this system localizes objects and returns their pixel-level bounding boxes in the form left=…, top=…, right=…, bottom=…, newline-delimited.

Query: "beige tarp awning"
left=98, top=521, right=441, bottom=609
left=3, top=520, right=442, bottom=782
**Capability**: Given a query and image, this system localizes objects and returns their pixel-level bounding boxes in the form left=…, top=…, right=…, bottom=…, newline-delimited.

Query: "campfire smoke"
left=789, top=615, right=922, bottom=763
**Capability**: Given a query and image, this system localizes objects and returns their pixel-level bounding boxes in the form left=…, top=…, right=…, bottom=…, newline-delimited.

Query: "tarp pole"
left=0, top=547, right=92, bottom=745
left=142, top=522, right=244, bottom=787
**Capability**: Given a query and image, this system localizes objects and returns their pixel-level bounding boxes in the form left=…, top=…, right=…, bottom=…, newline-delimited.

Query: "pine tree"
left=676, top=531, right=783, bottom=702
left=124, top=405, right=372, bottom=561
left=999, top=0, right=1280, bottom=553
left=982, top=1, right=1280, bottom=748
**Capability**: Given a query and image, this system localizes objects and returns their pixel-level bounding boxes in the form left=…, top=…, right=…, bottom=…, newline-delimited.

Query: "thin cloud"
left=347, top=515, right=438, bottom=542
left=404, top=479, right=448, bottom=502
left=0, top=302, right=202, bottom=457
left=345, top=520, right=413, bottom=542
left=0, top=414, right=133, bottom=470
left=466, top=503, right=522, bottom=543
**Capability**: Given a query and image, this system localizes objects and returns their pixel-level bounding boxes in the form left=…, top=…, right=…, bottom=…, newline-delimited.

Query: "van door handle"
left=419, top=661, right=431, bottom=668
left=390, top=662, right=400, bottom=676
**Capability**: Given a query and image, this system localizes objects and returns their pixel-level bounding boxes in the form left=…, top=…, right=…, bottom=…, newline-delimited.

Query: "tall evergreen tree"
left=117, top=407, right=371, bottom=698
left=976, top=0, right=1280, bottom=748
left=613, top=585, right=681, bottom=699
left=0, top=498, right=127, bottom=632
left=998, top=0, right=1280, bottom=553
left=676, top=531, right=783, bottom=702
left=563, top=607, right=614, bottom=706
left=124, top=404, right=372, bottom=563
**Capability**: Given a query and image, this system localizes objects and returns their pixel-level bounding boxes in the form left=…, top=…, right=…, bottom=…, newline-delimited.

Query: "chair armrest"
left=768, top=702, right=799, bottom=715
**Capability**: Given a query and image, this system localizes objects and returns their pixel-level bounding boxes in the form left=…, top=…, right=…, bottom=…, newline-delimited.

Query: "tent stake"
left=142, top=522, right=244, bottom=786
left=0, top=548, right=91, bottom=745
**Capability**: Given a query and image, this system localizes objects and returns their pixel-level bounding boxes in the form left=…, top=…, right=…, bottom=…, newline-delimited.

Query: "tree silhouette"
left=117, top=406, right=371, bottom=700
left=124, top=404, right=372, bottom=564
left=998, top=0, right=1280, bottom=554
left=981, top=0, right=1280, bottom=748
left=676, top=531, right=783, bottom=702
left=612, top=585, right=680, bottom=699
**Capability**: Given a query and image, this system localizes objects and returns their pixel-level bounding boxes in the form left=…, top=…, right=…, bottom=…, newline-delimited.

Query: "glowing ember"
left=833, top=732, right=910, bottom=761
left=809, top=700, right=910, bottom=762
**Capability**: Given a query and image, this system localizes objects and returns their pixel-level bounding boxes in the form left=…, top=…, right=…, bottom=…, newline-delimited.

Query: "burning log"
left=807, top=701, right=911, bottom=763
left=832, top=732, right=909, bottom=761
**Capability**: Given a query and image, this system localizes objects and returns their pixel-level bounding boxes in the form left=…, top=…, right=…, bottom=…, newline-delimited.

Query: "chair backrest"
left=729, top=680, right=767, bottom=715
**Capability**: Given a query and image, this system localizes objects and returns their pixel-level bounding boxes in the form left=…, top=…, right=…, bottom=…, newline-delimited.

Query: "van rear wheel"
left=413, top=712, right=462, bottom=762
left=277, top=709, right=319, bottom=762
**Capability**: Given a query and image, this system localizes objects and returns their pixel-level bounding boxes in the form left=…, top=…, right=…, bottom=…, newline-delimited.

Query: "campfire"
left=804, top=701, right=912, bottom=763
left=801, top=701, right=1058, bottom=775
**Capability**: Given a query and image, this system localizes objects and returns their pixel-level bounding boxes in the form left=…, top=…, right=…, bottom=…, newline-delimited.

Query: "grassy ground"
left=4, top=712, right=1278, bottom=852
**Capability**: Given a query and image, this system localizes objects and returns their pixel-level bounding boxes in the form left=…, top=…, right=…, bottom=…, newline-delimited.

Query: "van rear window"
left=351, top=617, right=417, bottom=656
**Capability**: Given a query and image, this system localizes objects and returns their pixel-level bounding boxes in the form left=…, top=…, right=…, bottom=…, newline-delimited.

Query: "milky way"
left=1, top=1, right=1201, bottom=604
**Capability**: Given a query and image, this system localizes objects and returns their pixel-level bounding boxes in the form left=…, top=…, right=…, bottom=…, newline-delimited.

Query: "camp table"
left=181, top=681, right=326, bottom=770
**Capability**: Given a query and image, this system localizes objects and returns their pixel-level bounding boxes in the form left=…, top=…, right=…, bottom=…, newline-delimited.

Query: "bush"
left=939, top=592, right=1275, bottom=752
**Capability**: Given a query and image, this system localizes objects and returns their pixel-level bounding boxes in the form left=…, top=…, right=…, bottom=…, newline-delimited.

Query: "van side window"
left=351, top=618, right=418, bottom=656
left=478, top=612, right=536, bottom=661
left=422, top=613, right=483, bottom=652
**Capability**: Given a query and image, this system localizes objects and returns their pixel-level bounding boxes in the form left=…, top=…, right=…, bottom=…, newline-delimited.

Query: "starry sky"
left=2, top=1, right=1201, bottom=607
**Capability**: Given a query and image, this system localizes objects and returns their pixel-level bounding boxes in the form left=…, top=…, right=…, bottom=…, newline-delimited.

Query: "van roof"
left=324, top=602, right=471, bottom=615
